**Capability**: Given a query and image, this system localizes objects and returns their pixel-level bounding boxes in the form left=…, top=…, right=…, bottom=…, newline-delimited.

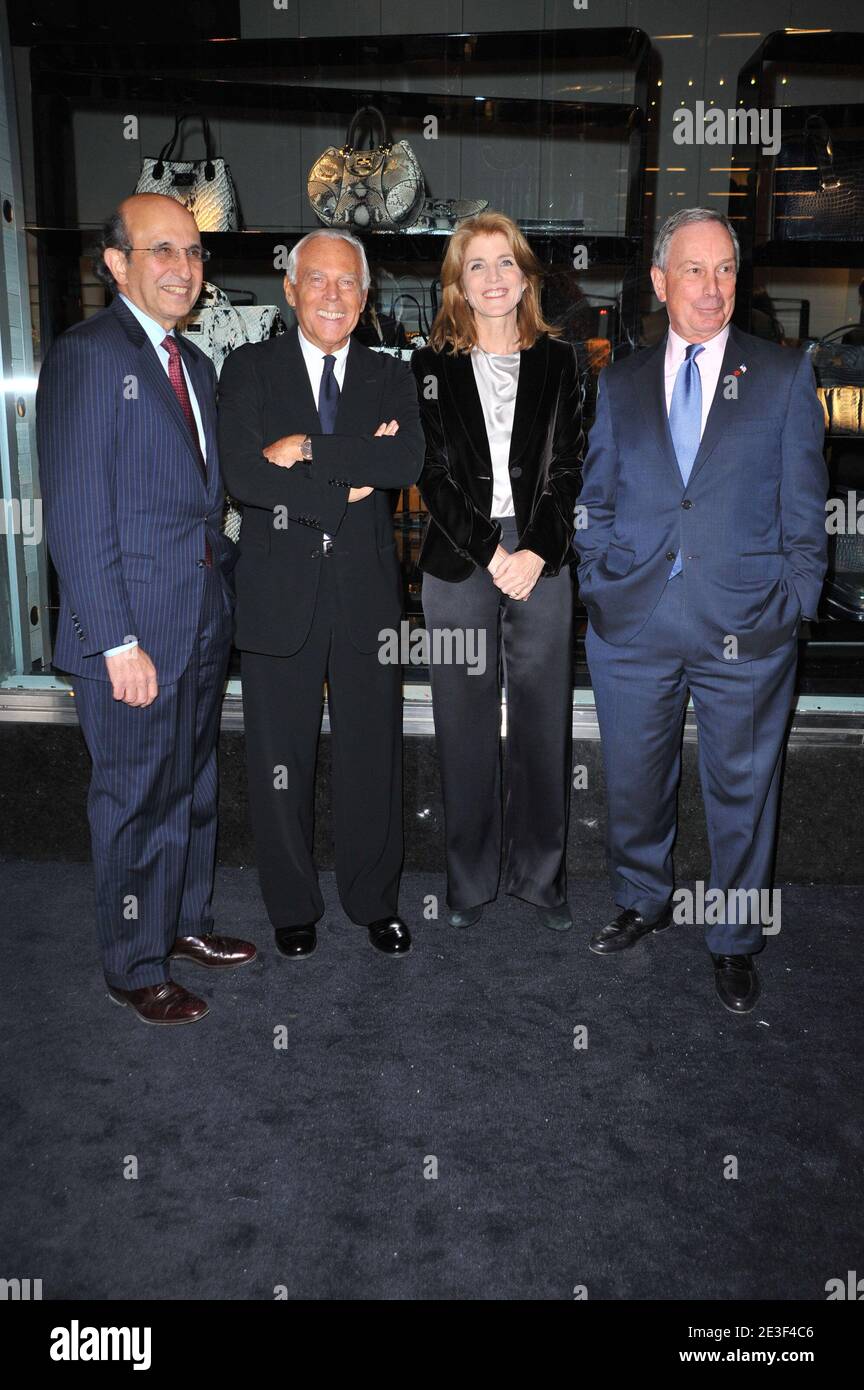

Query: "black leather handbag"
left=810, top=326, right=864, bottom=387
left=772, top=113, right=864, bottom=242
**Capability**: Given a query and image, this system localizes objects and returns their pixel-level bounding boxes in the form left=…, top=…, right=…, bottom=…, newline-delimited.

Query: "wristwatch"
left=299, top=435, right=313, bottom=462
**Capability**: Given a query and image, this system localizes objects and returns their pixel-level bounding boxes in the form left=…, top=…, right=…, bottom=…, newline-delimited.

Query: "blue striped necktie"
left=667, top=342, right=704, bottom=579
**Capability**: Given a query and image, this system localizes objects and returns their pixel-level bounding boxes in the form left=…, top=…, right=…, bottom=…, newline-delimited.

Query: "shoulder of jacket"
left=410, top=344, right=444, bottom=374
left=733, top=327, right=801, bottom=374
left=44, top=311, right=126, bottom=371
left=220, top=338, right=279, bottom=374
left=544, top=335, right=572, bottom=357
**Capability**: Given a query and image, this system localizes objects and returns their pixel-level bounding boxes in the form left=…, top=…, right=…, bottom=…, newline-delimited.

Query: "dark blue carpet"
left=2, top=861, right=861, bottom=1300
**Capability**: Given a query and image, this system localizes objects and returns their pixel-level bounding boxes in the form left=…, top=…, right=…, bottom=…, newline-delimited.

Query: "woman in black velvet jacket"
left=411, top=211, right=583, bottom=932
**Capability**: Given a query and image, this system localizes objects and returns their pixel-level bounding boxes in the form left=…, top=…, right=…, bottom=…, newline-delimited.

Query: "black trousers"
left=241, top=557, right=403, bottom=928
left=421, top=517, right=574, bottom=911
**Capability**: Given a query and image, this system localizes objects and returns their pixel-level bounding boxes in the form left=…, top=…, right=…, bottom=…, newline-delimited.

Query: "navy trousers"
left=73, top=567, right=233, bottom=989
left=586, top=573, right=798, bottom=955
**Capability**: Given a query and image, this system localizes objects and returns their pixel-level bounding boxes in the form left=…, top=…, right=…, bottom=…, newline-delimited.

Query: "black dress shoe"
left=274, top=924, right=317, bottom=958
left=589, top=905, right=673, bottom=955
left=367, top=916, right=412, bottom=955
left=712, top=953, right=760, bottom=1013
left=171, top=933, right=257, bottom=968
left=536, top=903, right=573, bottom=932
left=448, top=905, right=484, bottom=928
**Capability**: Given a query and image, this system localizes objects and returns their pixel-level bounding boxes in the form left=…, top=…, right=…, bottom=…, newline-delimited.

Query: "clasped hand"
left=487, top=545, right=544, bottom=600
left=262, top=420, right=399, bottom=502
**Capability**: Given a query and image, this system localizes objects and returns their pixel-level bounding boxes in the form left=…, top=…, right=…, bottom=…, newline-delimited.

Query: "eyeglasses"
left=130, top=244, right=211, bottom=265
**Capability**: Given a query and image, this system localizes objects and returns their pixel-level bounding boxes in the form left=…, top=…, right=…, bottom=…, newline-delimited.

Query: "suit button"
left=197, top=559, right=205, bottom=567
left=310, top=550, right=319, bottom=558
left=665, top=551, right=676, bottom=562
left=510, top=466, right=522, bottom=478
left=681, top=499, right=693, bottom=509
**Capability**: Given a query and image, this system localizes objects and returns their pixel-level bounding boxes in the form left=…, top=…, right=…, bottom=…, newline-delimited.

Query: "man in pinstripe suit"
left=37, top=193, right=255, bottom=1026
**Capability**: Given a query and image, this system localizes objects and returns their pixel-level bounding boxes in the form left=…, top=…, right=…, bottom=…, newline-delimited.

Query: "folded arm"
left=309, top=360, right=425, bottom=489
left=218, top=343, right=349, bottom=535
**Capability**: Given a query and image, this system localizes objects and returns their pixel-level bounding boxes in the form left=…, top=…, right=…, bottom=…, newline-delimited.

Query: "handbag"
left=809, top=326, right=864, bottom=388
left=180, top=281, right=285, bottom=374
left=817, top=386, right=864, bottom=435
left=136, top=113, right=240, bottom=232
left=180, top=283, right=287, bottom=541
left=771, top=113, right=864, bottom=242
left=403, top=197, right=488, bottom=232
left=307, top=105, right=425, bottom=230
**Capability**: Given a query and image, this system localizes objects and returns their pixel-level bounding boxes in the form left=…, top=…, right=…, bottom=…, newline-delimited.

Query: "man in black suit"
left=218, top=229, right=424, bottom=958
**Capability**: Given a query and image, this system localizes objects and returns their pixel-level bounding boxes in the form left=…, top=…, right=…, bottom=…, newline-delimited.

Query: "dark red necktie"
left=162, top=334, right=211, bottom=566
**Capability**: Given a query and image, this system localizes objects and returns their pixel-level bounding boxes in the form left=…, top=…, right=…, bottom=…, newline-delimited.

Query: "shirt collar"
left=119, top=293, right=177, bottom=352
left=297, top=324, right=351, bottom=368
left=667, top=322, right=730, bottom=366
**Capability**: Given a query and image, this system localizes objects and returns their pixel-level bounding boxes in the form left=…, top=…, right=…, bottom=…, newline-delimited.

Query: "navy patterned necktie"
left=318, top=354, right=340, bottom=434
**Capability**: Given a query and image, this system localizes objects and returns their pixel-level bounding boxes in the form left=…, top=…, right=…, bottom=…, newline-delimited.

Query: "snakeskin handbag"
left=307, top=106, right=425, bottom=231
left=136, top=113, right=240, bottom=232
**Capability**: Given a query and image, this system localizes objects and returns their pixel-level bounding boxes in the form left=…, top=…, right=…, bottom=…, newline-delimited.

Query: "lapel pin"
left=731, top=363, right=747, bottom=377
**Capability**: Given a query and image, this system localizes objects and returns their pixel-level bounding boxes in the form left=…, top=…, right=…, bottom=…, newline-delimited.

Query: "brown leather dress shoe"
left=106, top=980, right=209, bottom=1025
left=170, top=933, right=257, bottom=968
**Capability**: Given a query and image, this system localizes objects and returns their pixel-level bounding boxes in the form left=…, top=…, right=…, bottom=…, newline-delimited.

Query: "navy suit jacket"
left=37, top=295, right=236, bottom=684
left=574, top=325, right=828, bottom=663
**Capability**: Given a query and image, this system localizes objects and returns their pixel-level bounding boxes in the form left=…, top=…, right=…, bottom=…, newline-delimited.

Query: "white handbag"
left=181, top=283, right=287, bottom=541
left=181, top=282, right=285, bottom=375
left=136, top=114, right=240, bottom=232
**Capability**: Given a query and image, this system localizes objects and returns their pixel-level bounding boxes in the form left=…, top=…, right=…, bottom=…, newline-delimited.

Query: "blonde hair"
left=428, top=210, right=560, bottom=354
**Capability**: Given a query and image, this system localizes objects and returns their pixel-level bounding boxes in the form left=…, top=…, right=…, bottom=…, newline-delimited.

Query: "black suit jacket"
left=218, top=329, right=424, bottom=655
left=411, top=335, right=584, bottom=582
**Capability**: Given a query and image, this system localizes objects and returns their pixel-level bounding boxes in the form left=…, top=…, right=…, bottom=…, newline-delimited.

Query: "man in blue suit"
left=576, top=208, right=827, bottom=1013
left=37, top=192, right=255, bottom=1026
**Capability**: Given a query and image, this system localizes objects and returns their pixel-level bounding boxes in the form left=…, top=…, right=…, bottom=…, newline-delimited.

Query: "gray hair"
left=652, top=207, right=740, bottom=273
left=93, top=209, right=132, bottom=292
left=286, top=229, right=370, bottom=290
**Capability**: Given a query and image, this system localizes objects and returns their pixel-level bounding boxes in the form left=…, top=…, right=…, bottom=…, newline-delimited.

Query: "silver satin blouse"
left=470, top=347, right=520, bottom=518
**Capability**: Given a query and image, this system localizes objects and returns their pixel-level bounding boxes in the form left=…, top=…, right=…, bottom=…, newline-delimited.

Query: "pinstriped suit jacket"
left=37, top=295, right=237, bottom=684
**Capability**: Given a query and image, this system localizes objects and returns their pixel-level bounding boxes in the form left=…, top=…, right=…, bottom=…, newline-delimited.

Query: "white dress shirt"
left=664, top=323, right=730, bottom=437
left=105, top=295, right=207, bottom=656
left=297, top=326, right=351, bottom=543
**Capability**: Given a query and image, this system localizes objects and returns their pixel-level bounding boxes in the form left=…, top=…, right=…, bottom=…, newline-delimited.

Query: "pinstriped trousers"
left=72, top=568, right=233, bottom=989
